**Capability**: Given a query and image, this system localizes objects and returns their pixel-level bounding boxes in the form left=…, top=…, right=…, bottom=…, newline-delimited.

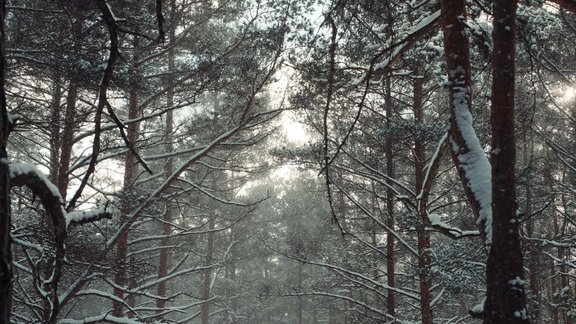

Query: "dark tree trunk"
left=413, top=75, right=433, bottom=324
left=48, top=74, right=62, bottom=183
left=485, top=0, right=528, bottom=322
left=112, top=33, right=141, bottom=317
left=525, top=195, right=540, bottom=322
left=56, top=84, right=77, bottom=200
left=0, top=0, right=12, bottom=322
left=56, top=16, right=81, bottom=201
left=156, top=0, right=177, bottom=312
left=439, top=0, right=487, bottom=238
left=384, top=71, right=396, bottom=317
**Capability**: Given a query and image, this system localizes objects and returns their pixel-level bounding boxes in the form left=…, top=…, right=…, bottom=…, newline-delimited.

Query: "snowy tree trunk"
left=0, top=0, right=12, bottom=322
left=485, top=0, right=529, bottom=322
left=439, top=0, right=491, bottom=245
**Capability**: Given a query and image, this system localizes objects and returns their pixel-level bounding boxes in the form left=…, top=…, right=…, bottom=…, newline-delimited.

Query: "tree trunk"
left=485, top=0, right=528, bottom=322
left=522, top=140, right=540, bottom=322
left=559, top=192, right=573, bottom=324
left=48, top=74, right=62, bottom=183
left=413, top=75, right=433, bottom=324
left=525, top=199, right=540, bottom=322
left=56, top=83, right=77, bottom=200
left=56, top=15, right=82, bottom=201
left=439, top=0, right=490, bottom=242
left=112, top=33, right=141, bottom=317
left=201, top=219, right=215, bottom=324
left=0, top=0, right=12, bottom=321
left=298, top=262, right=304, bottom=324
left=227, top=231, right=238, bottom=324
left=384, top=71, right=396, bottom=318
left=156, top=0, right=177, bottom=313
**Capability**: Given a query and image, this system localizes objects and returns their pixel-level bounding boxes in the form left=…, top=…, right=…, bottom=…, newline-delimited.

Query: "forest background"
left=1, top=0, right=576, bottom=323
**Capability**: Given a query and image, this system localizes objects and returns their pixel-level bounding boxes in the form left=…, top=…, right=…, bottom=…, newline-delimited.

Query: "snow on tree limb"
left=9, top=163, right=65, bottom=321
left=66, top=207, right=112, bottom=227
left=427, top=213, right=481, bottom=239
left=9, top=164, right=112, bottom=321
left=9, top=163, right=111, bottom=229
left=440, top=0, right=493, bottom=248
left=59, top=314, right=143, bottom=324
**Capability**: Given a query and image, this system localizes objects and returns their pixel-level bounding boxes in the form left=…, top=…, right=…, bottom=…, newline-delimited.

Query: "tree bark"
left=201, top=219, right=215, bottom=324
left=56, top=13, right=82, bottom=201
left=112, top=33, right=141, bottom=317
left=485, top=0, right=529, bottom=322
left=56, top=83, right=77, bottom=200
left=48, top=73, right=62, bottom=183
left=298, top=262, right=304, bottom=324
left=384, top=71, right=396, bottom=318
left=156, top=0, right=177, bottom=313
left=439, top=0, right=490, bottom=242
left=413, top=75, right=433, bottom=324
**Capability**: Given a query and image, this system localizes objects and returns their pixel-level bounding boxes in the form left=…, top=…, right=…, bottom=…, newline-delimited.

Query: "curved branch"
left=9, top=163, right=111, bottom=321
left=9, top=163, right=67, bottom=322
left=68, top=0, right=120, bottom=211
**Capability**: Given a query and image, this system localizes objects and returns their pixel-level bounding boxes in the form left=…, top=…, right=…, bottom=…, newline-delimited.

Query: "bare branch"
left=67, top=0, right=120, bottom=211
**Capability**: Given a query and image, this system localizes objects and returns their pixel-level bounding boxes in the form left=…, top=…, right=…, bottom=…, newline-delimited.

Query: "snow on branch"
left=9, top=163, right=112, bottom=229
left=427, top=213, right=481, bottom=239
left=372, top=10, right=441, bottom=73
left=66, top=207, right=112, bottom=227
left=59, top=314, right=143, bottom=324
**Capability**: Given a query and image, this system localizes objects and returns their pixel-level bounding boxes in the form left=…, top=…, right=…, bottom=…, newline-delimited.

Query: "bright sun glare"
left=564, top=87, right=575, bottom=101
left=282, top=114, right=308, bottom=144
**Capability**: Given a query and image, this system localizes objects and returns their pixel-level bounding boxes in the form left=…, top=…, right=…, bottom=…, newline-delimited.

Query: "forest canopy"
left=0, top=0, right=576, bottom=323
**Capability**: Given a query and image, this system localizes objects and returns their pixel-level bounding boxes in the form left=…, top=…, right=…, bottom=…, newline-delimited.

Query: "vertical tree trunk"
left=0, top=0, right=12, bottom=322
left=384, top=71, right=396, bottom=318
left=439, top=0, right=490, bottom=241
left=56, top=15, right=82, bottom=201
left=522, top=139, right=540, bottom=322
left=56, top=84, right=77, bottom=200
left=559, top=193, right=573, bottom=324
left=112, top=33, right=141, bottom=317
left=48, top=74, right=62, bottom=183
left=525, top=194, right=540, bottom=322
left=156, top=0, right=177, bottom=313
left=485, top=0, right=529, bottom=322
left=413, top=75, right=433, bottom=324
left=201, top=219, right=215, bottom=324
left=298, top=262, right=304, bottom=324
left=227, top=231, right=238, bottom=324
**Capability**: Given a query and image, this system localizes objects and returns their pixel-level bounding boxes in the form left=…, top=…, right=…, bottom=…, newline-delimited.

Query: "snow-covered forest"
left=0, top=0, right=576, bottom=323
